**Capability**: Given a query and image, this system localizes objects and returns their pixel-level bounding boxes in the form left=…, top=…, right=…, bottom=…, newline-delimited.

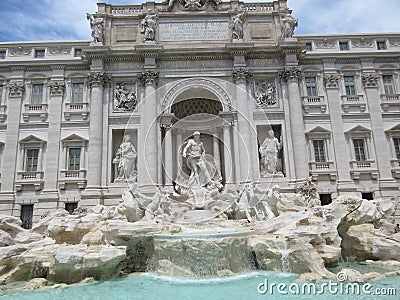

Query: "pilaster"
left=279, top=66, right=309, bottom=181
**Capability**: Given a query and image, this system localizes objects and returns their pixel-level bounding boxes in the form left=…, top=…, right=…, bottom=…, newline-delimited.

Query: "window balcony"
left=341, top=95, right=366, bottom=113
left=309, top=161, right=336, bottom=180
left=349, top=160, right=378, bottom=180
left=380, top=94, right=400, bottom=112
left=302, top=96, right=327, bottom=114
left=59, top=169, right=87, bottom=189
left=64, top=102, right=89, bottom=121
left=22, top=103, right=48, bottom=122
left=390, top=159, right=400, bottom=179
left=15, top=171, right=44, bottom=191
left=0, top=104, right=6, bottom=122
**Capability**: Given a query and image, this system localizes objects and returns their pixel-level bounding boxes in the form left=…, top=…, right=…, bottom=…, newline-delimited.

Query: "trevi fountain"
left=0, top=130, right=399, bottom=299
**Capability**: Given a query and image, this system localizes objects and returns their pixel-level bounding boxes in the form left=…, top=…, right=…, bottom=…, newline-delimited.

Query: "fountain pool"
left=1, top=271, right=398, bottom=300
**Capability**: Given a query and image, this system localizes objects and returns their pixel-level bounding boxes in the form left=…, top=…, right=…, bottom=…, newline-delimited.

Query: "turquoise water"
left=1, top=271, right=399, bottom=300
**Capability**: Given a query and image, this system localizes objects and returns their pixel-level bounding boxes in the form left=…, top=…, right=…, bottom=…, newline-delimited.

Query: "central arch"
left=161, top=77, right=232, bottom=113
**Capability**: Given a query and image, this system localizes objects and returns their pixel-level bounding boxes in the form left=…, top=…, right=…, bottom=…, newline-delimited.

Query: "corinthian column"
left=232, top=67, right=254, bottom=183
left=279, top=66, right=308, bottom=180
left=138, top=70, right=159, bottom=190
left=2, top=81, right=24, bottom=193
left=86, top=72, right=108, bottom=189
left=43, top=80, right=65, bottom=192
left=362, top=73, right=394, bottom=185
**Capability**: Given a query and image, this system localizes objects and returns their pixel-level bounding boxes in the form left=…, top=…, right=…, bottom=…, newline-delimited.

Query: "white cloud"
left=289, top=0, right=400, bottom=34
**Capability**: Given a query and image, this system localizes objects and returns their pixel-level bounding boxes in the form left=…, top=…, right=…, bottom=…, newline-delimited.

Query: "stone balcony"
left=309, top=161, right=336, bottom=180
left=380, top=94, right=400, bottom=112
left=390, top=159, right=400, bottom=179
left=302, top=96, right=327, bottom=114
left=349, top=160, right=378, bottom=180
left=14, top=171, right=44, bottom=191
left=0, top=104, right=6, bottom=122
left=341, top=95, right=366, bottom=113
left=22, top=104, right=48, bottom=122
left=58, top=169, right=87, bottom=189
left=64, top=102, right=89, bottom=121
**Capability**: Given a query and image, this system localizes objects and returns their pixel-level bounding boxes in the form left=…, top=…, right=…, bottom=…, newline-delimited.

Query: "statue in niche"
left=281, top=12, right=298, bottom=40
left=259, top=129, right=282, bottom=175
left=175, top=131, right=223, bottom=197
left=140, top=13, right=157, bottom=42
left=230, top=11, right=246, bottom=40
left=254, top=82, right=277, bottom=107
left=114, top=83, right=137, bottom=111
left=86, top=13, right=104, bottom=44
left=113, top=135, right=137, bottom=181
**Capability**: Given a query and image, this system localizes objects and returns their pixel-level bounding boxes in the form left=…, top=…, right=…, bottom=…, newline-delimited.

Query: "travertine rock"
left=51, top=245, right=126, bottom=283
left=342, top=224, right=400, bottom=261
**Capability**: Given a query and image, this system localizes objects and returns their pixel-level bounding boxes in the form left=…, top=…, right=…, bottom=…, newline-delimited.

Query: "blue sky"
left=0, top=0, right=399, bottom=42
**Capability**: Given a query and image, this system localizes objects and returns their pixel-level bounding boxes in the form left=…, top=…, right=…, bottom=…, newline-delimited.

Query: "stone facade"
left=0, top=0, right=399, bottom=224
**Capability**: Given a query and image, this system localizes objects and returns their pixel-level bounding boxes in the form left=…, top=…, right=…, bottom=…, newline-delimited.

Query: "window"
left=34, top=49, right=45, bottom=58
left=339, top=41, right=349, bottom=51
left=72, top=83, right=84, bottom=103
left=377, top=41, right=386, bottom=50
left=68, top=148, right=81, bottom=170
left=353, top=139, right=367, bottom=161
left=25, top=148, right=39, bottom=172
left=305, top=77, right=318, bottom=97
left=20, top=204, right=34, bottom=229
left=393, top=138, right=400, bottom=160
left=362, top=192, right=374, bottom=200
left=312, top=139, right=326, bottom=162
left=65, top=203, right=78, bottom=214
left=74, top=49, right=83, bottom=57
left=0, top=51, right=5, bottom=59
left=305, top=43, right=312, bottom=52
left=0, top=85, right=3, bottom=105
left=31, top=84, right=44, bottom=104
left=344, top=76, right=356, bottom=95
left=319, top=194, right=332, bottom=206
left=382, top=75, right=395, bottom=95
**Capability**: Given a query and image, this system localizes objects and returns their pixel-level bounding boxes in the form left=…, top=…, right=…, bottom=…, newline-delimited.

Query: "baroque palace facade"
left=0, top=0, right=399, bottom=226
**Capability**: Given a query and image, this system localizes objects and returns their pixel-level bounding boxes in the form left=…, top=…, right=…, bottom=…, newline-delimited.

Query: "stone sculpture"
left=165, top=0, right=221, bottom=11
left=140, top=13, right=157, bottom=42
left=254, top=81, right=277, bottom=107
left=259, top=129, right=282, bottom=175
left=114, top=84, right=137, bottom=111
left=281, top=12, right=298, bottom=39
left=86, top=13, right=104, bottom=44
left=230, top=12, right=246, bottom=40
left=113, top=135, right=137, bottom=182
left=176, top=131, right=223, bottom=197
left=235, top=183, right=276, bottom=222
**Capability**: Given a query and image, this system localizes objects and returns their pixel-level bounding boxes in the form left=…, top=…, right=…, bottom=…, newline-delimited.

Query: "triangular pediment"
left=61, top=134, right=88, bottom=143
left=306, top=126, right=331, bottom=134
left=385, top=124, right=400, bottom=132
left=18, top=135, right=46, bottom=144
left=345, top=125, right=371, bottom=133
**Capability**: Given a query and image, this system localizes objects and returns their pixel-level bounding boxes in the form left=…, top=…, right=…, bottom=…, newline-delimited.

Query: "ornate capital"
left=8, top=82, right=25, bottom=97
left=279, top=66, right=302, bottom=82
left=139, top=70, right=159, bottom=86
left=323, top=74, right=341, bottom=88
left=232, top=67, right=252, bottom=83
left=49, top=81, right=65, bottom=96
left=88, top=72, right=110, bottom=87
left=362, top=73, right=379, bottom=88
